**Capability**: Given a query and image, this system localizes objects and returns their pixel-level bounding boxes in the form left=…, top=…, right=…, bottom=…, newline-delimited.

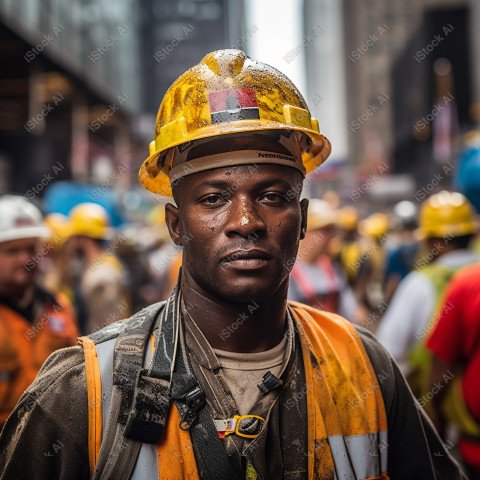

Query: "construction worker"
left=0, top=50, right=464, bottom=479
left=65, top=202, right=131, bottom=334
left=384, top=200, right=419, bottom=302
left=356, top=213, right=390, bottom=310
left=0, top=195, right=78, bottom=428
left=426, top=263, right=480, bottom=479
left=147, top=204, right=184, bottom=301
left=336, top=205, right=363, bottom=286
left=40, top=213, right=75, bottom=301
left=377, top=191, right=478, bottom=383
left=288, top=199, right=357, bottom=321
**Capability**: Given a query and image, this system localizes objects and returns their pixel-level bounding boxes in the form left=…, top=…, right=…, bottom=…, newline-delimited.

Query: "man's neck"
left=181, top=272, right=288, bottom=353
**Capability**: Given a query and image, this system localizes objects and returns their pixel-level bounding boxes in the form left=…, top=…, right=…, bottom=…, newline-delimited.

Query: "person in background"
left=40, top=213, right=75, bottom=301
left=336, top=205, right=363, bottom=287
left=65, top=202, right=131, bottom=334
left=377, top=191, right=478, bottom=388
left=356, top=212, right=389, bottom=311
left=426, top=263, right=480, bottom=480
left=289, top=198, right=357, bottom=322
left=384, top=200, right=419, bottom=302
left=0, top=195, right=78, bottom=428
left=146, top=204, right=183, bottom=301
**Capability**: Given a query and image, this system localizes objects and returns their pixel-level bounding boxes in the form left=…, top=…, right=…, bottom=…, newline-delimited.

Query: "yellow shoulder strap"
left=78, top=336, right=102, bottom=474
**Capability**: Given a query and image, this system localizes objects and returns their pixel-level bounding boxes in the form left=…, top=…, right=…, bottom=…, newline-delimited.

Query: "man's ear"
left=165, top=203, right=183, bottom=246
left=300, top=198, right=309, bottom=240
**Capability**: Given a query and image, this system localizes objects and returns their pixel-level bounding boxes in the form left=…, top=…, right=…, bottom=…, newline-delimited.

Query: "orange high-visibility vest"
left=0, top=293, right=78, bottom=425
left=80, top=301, right=389, bottom=480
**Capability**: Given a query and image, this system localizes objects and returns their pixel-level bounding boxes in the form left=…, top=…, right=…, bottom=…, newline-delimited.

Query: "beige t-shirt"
left=213, top=325, right=292, bottom=415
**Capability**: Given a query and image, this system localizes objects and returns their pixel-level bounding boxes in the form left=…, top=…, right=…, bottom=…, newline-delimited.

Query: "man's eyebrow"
left=193, top=180, right=232, bottom=192
left=253, top=178, right=293, bottom=190
left=193, top=178, right=294, bottom=193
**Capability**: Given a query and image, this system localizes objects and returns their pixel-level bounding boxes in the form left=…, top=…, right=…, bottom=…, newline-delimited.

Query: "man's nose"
left=224, top=197, right=266, bottom=239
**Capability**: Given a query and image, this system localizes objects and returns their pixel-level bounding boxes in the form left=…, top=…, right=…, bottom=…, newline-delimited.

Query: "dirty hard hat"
left=139, top=49, right=331, bottom=196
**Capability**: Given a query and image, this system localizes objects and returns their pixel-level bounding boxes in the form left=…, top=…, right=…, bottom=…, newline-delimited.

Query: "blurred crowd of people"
left=1, top=133, right=480, bottom=476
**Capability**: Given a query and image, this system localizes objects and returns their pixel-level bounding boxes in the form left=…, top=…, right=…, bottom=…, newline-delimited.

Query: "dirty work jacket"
left=82, top=301, right=388, bottom=479
left=0, top=302, right=466, bottom=479
left=0, top=288, right=78, bottom=426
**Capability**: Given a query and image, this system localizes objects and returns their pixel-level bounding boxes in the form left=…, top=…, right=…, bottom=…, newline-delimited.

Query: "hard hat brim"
left=0, top=226, right=51, bottom=244
left=139, top=121, right=331, bottom=196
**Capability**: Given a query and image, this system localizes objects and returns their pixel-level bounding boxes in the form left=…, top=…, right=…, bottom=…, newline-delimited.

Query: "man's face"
left=0, top=238, right=39, bottom=292
left=166, top=164, right=307, bottom=303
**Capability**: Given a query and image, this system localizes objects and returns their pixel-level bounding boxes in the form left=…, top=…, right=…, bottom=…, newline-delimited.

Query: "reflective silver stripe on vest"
left=328, top=429, right=388, bottom=479
left=96, top=337, right=158, bottom=479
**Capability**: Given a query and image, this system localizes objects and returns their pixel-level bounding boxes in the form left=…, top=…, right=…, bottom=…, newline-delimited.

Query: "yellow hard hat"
left=360, top=213, right=389, bottom=239
left=69, top=203, right=112, bottom=240
left=419, top=191, right=477, bottom=238
left=139, top=49, right=331, bottom=196
left=44, top=213, right=71, bottom=247
left=307, top=199, right=337, bottom=231
left=337, top=206, right=359, bottom=231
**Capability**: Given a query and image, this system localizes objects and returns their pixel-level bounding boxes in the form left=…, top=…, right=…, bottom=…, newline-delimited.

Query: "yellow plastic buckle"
left=221, top=414, right=265, bottom=439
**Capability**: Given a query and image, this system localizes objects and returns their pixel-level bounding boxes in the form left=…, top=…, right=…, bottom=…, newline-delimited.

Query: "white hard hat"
left=0, top=195, right=50, bottom=243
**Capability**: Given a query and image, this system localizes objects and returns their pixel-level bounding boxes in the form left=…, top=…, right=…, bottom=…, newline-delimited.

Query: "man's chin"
left=213, top=277, right=282, bottom=305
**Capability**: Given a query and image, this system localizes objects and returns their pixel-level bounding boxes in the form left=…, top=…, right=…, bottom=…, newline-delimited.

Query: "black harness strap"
left=123, top=289, right=177, bottom=443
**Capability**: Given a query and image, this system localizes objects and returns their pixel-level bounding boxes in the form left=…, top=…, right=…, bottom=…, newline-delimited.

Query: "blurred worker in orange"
left=288, top=199, right=358, bottom=321
left=336, top=205, right=363, bottom=286
left=65, top=203, right=131, bottom=334
left=426, top=263, right=480, bottom=479
left=377, top=191, right=478, bottom=385
left=0, top=195, right=78, bottom=427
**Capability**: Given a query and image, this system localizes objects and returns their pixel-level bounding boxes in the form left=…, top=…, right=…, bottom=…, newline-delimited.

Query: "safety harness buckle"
left=124, top=368, right=171, bottom=444
left=214, top=414, right=265, bottom=439
left=178, top=385, right=206, bottom=431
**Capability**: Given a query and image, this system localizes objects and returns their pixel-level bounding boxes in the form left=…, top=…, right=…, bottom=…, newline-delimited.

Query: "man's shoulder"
left=86, top=301, right=166, bottom=345
left=288, top=300, right=355, bottom=332
left=25, top=345, right=86, bottom=403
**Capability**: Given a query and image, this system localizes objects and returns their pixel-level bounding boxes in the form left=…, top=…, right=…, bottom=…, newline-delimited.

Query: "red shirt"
left=426, top=262, right=480, bottom=466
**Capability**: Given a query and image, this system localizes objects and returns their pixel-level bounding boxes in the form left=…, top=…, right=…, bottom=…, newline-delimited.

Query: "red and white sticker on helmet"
left=208, top=88, right=260, bottom=124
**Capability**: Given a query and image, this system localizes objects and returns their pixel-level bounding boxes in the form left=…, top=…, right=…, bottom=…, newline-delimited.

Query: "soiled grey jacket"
left=0, top=321, right=467, bottom=480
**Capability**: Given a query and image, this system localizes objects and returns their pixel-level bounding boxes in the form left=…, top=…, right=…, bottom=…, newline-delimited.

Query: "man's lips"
left=220, top=249, right=272, bottom=269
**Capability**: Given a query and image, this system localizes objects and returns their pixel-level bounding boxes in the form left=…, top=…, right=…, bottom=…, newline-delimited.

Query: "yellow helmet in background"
left=337, top=206, right=359, bottom=231
left=139, top=49, right=331, bottom=196
left=307, top=199, right=337, bottom=231
left=419, top=191, right=477, bottom=238
left=69, top=203, right=112, bottom=240
left=44, top=213, right=71, bottom=247
left=360, top=213, right=389, bottom=239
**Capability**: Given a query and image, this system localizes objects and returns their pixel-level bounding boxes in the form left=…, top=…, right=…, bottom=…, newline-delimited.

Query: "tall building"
left=304, top=0, right=349, bottom=197
left=0, top=0, right=141, bottom=193
left=139, top=0, right=244, bottom=118
left=342, top=0, right=472, bottom=199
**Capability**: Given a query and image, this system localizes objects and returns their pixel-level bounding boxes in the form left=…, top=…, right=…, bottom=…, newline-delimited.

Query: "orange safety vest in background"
left=0, top=292, right=78, bottom=425
left=81, top=302, right=389, bottom=480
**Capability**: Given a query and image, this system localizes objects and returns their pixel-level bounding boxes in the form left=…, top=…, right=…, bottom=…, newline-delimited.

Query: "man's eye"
left=260, top=192, right=286, bottom=204
left=200, top=194, right=224, bottom=206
